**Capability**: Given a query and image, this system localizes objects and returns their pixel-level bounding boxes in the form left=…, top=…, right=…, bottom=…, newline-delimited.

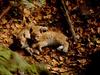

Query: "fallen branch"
left=60, top=0, right=77, bottom=42
left=0, top=5, right=11, bottom=19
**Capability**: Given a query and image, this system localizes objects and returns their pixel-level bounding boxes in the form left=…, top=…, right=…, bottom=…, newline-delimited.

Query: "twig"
left=60, top=0, right=77, bottom=42
left=0, top=5, right=12, bottom=19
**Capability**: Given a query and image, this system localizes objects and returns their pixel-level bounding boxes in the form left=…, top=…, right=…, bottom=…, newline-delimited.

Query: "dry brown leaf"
left=52, top=67, right=59, bottom=71
left=97, top=27, right=100, bottom=34
left=2, top=18, right=7, bottom=24
left=59, top=56, right=64, bottom=61
left=51, top=59, right=59, bottom=66
left=77, top=59, right=87, bottom=65
left=59, top=68, right=67, bottom=72
left=44, top=55, right=51, bottom=61
left=96, top=39, right=100, bottom=44
left=76, top=43, right=81, bottom=48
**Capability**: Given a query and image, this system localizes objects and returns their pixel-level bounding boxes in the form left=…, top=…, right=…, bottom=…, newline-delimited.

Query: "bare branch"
left=0, top=5, right=11, bottom=19
left=61, top=0, right=77, bottom=42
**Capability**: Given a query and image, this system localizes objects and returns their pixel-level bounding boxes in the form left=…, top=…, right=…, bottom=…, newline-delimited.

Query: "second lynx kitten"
left=32, top=31, right=69, bottom=52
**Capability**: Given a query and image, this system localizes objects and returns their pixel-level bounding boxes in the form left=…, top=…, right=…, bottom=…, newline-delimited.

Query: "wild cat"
left=32, top=31, right=69, bottom=52
left=12, top=25, right=48, bottom=55
left=16, top=28, right=31, bottom=49
left=16, top=25, right=48, bottom=49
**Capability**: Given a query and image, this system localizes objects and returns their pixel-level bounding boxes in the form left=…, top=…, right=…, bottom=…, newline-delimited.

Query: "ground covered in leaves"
left=0, top=0, right=100, bottom=75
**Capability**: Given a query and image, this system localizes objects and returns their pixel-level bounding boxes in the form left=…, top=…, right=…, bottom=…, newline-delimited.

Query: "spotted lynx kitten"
left=16, top=28, right=31, bottom=49
left=16, top=26, right=48, bottom=49
left=32, top=31, right=69, bottom=52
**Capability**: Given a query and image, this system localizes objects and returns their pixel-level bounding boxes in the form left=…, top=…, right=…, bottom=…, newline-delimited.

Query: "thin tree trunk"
left=0, top=5, right=11, bottom=19
left=61, top=0, right=77, bottom=42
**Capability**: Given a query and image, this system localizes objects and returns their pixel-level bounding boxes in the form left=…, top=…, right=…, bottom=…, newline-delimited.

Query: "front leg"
left=20, top=36, right=29, bottom=49
left=38, top=41, right=48, bottom=51
left=32, top=41, right=48, bottom=52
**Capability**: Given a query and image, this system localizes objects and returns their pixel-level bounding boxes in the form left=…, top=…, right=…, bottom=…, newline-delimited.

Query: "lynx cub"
left=16, top=28, right=31, bottom=49
left=32, top=31, right=69, bottom=52
left=16, top=26, right=48, bottom=49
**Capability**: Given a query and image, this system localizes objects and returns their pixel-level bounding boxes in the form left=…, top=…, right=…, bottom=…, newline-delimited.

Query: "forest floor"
left=0, top=0, right=100, bottom=75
